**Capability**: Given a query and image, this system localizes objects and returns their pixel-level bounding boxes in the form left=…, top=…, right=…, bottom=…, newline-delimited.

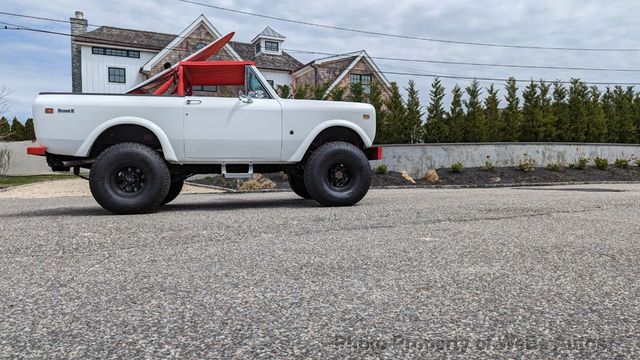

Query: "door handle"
left=186, top=99, right=202, bottom=105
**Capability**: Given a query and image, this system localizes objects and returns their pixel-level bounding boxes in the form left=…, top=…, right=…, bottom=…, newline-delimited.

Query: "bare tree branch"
left=0, top=85, right=14, bottom=116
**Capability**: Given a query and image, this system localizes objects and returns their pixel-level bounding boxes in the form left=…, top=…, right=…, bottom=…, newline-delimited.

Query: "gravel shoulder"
left=0, top=178, right=222, bottom=199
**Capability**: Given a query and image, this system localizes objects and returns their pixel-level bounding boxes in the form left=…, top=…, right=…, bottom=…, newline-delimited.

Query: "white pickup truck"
left=28, top=33, right=380, bottom=214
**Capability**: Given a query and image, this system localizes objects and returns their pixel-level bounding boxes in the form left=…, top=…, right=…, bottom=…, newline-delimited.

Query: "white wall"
left=259, top=69, right=292, bottom=90
left=81, top=45, right=156, bottom=93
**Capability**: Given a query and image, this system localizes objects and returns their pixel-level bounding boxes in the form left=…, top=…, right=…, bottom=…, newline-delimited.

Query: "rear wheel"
left=303, top=141, right=371, bottom=206
left=89, top=142, right=170, bottom=214
left=287, top=172, right=311, bottom=199
left=161, top=179, right=184, bottom=205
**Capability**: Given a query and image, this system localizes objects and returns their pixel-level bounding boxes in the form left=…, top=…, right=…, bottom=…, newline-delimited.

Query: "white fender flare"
left=75, top=117, right=179, bottom=162
left=287, top=120, right=373, bottom=162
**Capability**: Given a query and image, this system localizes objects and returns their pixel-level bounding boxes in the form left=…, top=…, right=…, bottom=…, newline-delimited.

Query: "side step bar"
left=221, top=163, right=254, bottom=179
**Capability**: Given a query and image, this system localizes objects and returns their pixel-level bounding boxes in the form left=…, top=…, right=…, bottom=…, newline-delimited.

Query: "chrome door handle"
left=186, top=99, right=202, bottom=105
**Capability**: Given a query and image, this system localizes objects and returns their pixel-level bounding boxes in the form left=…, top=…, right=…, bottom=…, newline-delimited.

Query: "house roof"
left=231, top=41, right=302, bottom=72
left=77, top=18, right=302, bottom=72
left=78, top=26, right=176, bottom=51
left=294, top=50, right=393, bottom=98
left=251, top=26, right=286, bottom=43
left=142, top=15, right=242, bottom=73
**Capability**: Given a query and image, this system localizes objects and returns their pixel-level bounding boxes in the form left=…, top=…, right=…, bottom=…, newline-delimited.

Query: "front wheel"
left=303, top=142, right=371, bottom=206
left=287, top=172, right=312, bottom=199
left=161, top=179, right=184, bottom=205
left=89, top=142, right=171, bottom=214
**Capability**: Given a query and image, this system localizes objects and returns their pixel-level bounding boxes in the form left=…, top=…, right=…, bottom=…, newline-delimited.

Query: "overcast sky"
left=2, top=0, right=640, bottom=119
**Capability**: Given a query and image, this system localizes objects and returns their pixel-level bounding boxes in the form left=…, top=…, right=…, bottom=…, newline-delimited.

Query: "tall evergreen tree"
left=313, top=82, right=330, bottom=100
left=24, top=118, right=36, bottom=141
left=538, top=81, right=556, bottom=141
left=350, top=82, right=365, bottom=102
left=601, top=87, right=616, bottom=142
left=586, top=86, right=607, bottom=142
left=293, top=84, right=309, bottom=99
left=276, top=85, right=291, bottom=99
left=368, top=81, right=387, bottom=143
left=552, top=82, right=570, bottom=141
left=379, top=82, right=406, bottom=144
left=520, top=81, right=543, bottom=141
left=567, top=79, right=590, bottom=142
left=424, top=78, right=448, bottom=143
left=633, top=92, right=640, bottom=143
left=0, top=116, right=10, bottom=140
left=328, top=86, right=345, bottom=101
left=502, top=78, right=521, bottom=141
left=404, top=80, right=424, bottom=143
left=10, top=117, right=25, bottom=141
left=463, top=80, right=486, bottom=142
left=484, top=84, right=501, bottom=142
left=446, top=85, right=465, bottom=143
left=611, top=86, right=636, bottom=143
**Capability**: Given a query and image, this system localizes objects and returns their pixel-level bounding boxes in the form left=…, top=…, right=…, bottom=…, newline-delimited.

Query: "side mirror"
left=238, top=90, right=253, bottom=104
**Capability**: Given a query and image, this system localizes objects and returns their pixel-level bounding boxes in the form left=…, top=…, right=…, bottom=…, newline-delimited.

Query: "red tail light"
left=27, top=145, right=46, bottom=156
left=45, top=108, right=54, bottom=114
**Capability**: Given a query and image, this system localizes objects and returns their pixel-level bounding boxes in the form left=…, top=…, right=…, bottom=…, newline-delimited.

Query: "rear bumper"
left=27, top=145, right=46, bottom=156
left=364, top=146, right=383, bottom=160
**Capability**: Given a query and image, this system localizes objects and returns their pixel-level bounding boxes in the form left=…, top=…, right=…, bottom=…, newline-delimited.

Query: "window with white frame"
left=264, top=41, right=279, bottom=52
left=108, top=67, right=126, bottom=83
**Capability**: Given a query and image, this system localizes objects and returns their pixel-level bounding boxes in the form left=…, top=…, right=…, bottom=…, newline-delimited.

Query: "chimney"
left=70, top=11, right=88, bottom=93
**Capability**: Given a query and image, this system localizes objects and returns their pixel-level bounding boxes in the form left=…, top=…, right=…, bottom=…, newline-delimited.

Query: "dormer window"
left=264, top=41, right=279, bottom=52
left=252, top=27, right=285, bottom=55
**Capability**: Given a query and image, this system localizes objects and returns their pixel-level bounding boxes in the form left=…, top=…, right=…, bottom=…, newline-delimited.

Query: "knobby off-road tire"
left=287, top=172, right=312, bottom=199
left=89, top=142, right=171, bottom=214
left=303, top=141, right=371, bottom=206
left=161, top=179, right=185, bottom=205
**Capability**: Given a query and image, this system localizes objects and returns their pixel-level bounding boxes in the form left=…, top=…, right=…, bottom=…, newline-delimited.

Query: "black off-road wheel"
left=161, top=179, right=184, bottom=205
left=303, top=141, right=371, bottom=206
left=89, top=142, right=171, bottom=214
left=287, top=172, right=312, bottom=199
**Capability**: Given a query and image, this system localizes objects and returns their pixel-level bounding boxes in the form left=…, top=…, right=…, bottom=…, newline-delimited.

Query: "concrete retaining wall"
left=1, top=141, right=53, bottom=176
left=371, top=143, right=640, bottom=178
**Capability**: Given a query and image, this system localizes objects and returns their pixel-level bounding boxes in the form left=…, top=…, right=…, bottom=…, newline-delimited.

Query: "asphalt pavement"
left=1, top=185, right=639, bottom=358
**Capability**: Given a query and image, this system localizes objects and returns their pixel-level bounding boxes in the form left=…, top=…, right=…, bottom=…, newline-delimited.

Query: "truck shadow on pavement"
left=159, top=197, right=318, bottom=212
left=4, top=197, right=318, bottom=218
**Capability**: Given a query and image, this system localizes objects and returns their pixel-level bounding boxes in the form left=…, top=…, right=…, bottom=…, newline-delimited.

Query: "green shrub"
left=484, top=161, right=495, bottom=171
left=546, top=162, right=564, bottom=172
left=374, top=164, right=388, bottom=174
left=615, top=158, right=630, bottom=169
left=451, top=162, right=464, bottom=173
left=594, top=157, right=609, bottom=170
left=483, top=156, right=495, bottom=171
left=635, top=159, right=640, bottom=167
left=569, top=157, right=589, bottom=170
left=518, top=154, right=535, bottom=172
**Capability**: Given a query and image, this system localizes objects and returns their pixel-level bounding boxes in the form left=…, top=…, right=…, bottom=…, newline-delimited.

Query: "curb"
left=186, top=180, right=640, bottom=193
left=371, top=180, right=640, bottom=190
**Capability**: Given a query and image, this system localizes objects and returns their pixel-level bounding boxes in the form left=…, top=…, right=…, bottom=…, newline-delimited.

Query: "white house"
left=70, top=11, right=303, bottom=94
